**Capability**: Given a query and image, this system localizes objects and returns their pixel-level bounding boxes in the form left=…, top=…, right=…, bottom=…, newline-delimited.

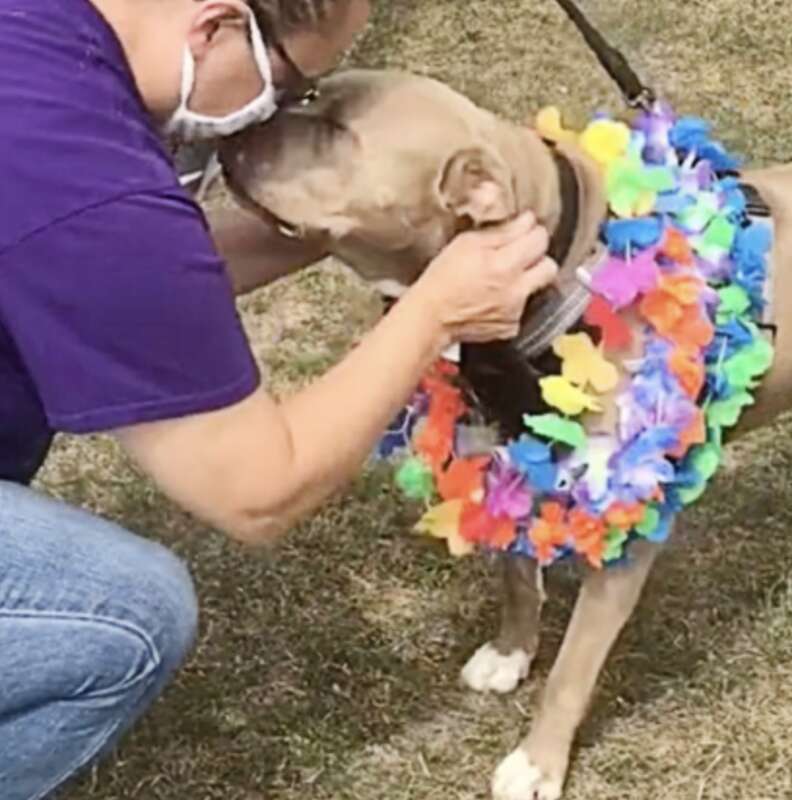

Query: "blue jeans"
left=0, top=480, right=199, bottom=800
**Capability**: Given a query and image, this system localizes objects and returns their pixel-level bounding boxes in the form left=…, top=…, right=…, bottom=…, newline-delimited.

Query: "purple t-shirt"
left=0, top=0, right=260, bottom=483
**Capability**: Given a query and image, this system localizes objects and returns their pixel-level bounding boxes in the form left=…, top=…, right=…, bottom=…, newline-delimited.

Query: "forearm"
left=117, top=212, right=552, bottom=545
left=271, top=287, right=447, bottom=526
left=207, top=205, right=327, bottom=295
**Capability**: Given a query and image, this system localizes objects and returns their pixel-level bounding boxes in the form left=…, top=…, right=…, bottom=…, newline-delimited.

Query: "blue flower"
left=670, top=117, right=741, bottom=172
left=731, top=221, right=772, bottom=309
left=604, top=217, right=664, bottom=254
left=377, top=406, right=419, bottom=458
left=508, top=436, right=558, bottom=494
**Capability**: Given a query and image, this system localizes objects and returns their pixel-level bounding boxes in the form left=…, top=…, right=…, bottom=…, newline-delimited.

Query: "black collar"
left=545, top=144, right=580, bottom=266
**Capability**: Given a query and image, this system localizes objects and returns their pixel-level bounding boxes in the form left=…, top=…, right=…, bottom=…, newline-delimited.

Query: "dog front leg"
left=462, top=555, right=545, bottom=694
left=492, top=539, right=660, bottom=800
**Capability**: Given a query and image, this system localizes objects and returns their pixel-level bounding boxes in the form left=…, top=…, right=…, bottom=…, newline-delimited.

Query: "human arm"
left=206, top=203, right=328, bottom=294
left=115, top=213, right=556, bottom=544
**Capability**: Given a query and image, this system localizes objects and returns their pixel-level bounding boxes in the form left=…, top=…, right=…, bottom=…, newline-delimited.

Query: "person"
left=0, top=0, right=558, bottom=797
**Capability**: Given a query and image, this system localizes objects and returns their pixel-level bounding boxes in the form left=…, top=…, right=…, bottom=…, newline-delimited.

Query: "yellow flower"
left=553, top=333, right=620, bottom=394
left=414, top=500, right=474, bottom=557
left=580, top=119, right=631, bottom=168
left=539, top=376, right=602, bottom=417
left=535, top=107, right=579, bottom=144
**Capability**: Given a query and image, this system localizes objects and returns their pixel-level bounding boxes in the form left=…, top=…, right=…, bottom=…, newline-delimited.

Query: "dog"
left=218, top=69, right=792, bottom=800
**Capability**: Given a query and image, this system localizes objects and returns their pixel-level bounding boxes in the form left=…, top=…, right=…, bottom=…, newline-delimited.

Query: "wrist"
left=395, top=280, right=453, bottom=360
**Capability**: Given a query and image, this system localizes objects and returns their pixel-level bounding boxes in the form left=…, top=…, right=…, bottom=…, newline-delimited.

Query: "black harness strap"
left=551, top=0, right=655, bottom=110
left=740, top=182, right=772, bottom=218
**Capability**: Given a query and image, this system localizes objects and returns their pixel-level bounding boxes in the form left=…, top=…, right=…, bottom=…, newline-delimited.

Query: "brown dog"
left=219, top=70, right=792, bottom=800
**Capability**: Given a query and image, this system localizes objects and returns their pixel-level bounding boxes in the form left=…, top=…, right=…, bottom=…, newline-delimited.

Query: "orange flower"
left=669, top=346, right=706, bottom=398
left=415, top=373, right=466, bottom=471
left=640, top=289, right=684, bottom=334
left=459, top=502, right=517, bottom=550
left=659, top=273, right=703, bottom=305
left=430, top=358, right=459, bottom=378
left=568, top=508, right=607, bottom=568
left=415, top=419, right=454, bottom=471
left=661, top=228, right=694, bottom=266
left=668, top=407, right=706, bottom=458
left=640, top=291, right=714, bottom=349
left=605, top=502, right=646, bottom=530
left=528, top=502, right=569, bottom=564
left=437, top=457, right=489, bottom=501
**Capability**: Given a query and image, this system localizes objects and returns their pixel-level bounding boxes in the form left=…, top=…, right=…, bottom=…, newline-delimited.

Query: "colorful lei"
left=376, top=101, right=775, bottom=568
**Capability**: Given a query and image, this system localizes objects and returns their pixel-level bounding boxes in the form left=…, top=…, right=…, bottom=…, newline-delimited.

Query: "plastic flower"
left=568, top=508, right=607, bottom=567
left=459, top=502, right=517, bottom=550
left=633, top=101, right=676, bottom=164
left=377, top=404, right=419, bottom=458
left=604, top=217, right=664, bottom=253
left=669, top=116, right=741, bottom=172
left=528, top=502, right=569, bottom=564
left=591, top=247, right=660, bottom=309
left=535, top=106, right=579, bottom=144
left=522, top=414, right=586, bottom=449
left=553, top=333, right=620, bottom=393
left=395, top=457, right=435, bottom=501
left=584, top=296, right=633, bottom=351
left=485, top=457, right=534, bottom=519
left=606, top=148, right=676, bottom=218
left=580, top=118, right=632, bottom=168
left=437, top=457, right=489, bottom=502
left=507, top=435, right=558, bottom=493
left=540, top=376, right=602, bottom=416
left=609, top=427, right=677, bottom=504
left=414, top=500, right=473, bottom=557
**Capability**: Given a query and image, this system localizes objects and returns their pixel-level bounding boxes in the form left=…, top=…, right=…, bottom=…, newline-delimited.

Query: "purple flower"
left=485, top=456, right=534, bottom=520
left=633, top=101, right=676, bottom=164
left=609, top=427, right=677, bottom=503
left=591, top=247, right=660, bottom=309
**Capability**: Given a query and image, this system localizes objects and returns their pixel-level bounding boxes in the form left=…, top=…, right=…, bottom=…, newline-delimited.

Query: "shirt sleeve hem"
left=47, top=367, right=261, bottom=434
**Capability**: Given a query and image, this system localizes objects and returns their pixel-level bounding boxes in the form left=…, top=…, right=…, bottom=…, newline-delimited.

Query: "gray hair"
left=248, top=0, right=341, bottom=37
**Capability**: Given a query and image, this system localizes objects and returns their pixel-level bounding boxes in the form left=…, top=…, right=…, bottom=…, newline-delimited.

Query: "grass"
left=52, top=1, right=792, bottom=798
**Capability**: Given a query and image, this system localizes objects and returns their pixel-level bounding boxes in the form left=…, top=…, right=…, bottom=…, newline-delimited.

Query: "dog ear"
left=437, top=147, right=516, bottom=225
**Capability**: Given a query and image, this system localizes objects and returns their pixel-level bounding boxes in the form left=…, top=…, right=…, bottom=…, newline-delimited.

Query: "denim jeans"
left=0, top=480, right=199, bottom=800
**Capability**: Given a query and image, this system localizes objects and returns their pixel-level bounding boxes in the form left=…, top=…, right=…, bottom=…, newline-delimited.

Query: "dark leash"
left=550, top=0, right=778, bottom=345
left=550, top=0, right=656, bottom=111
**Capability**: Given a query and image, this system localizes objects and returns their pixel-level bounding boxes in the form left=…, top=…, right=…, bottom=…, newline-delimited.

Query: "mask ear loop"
left=246, top=7, right=275, bottom=92
left=167, top=7, right=277, bottom=136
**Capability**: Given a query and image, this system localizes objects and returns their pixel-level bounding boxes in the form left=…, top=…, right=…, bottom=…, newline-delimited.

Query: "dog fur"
left=219, top=69, right=792, bottom=800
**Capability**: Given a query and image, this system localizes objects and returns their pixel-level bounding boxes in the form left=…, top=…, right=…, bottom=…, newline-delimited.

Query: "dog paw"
left=491, top=748, right=564, bottom=800
left=461, top=643, right=532, bottom=694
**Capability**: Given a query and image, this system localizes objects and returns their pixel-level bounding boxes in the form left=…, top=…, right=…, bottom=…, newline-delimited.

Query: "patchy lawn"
left=57, top=1, right=792, bottom=798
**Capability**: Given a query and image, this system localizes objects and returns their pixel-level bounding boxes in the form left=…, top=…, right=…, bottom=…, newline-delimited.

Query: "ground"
left=58, top=1, right=792, bottom=798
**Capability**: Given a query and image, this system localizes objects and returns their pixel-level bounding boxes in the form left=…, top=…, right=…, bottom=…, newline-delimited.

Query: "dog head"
left=219, top=69, right=605, bottom=296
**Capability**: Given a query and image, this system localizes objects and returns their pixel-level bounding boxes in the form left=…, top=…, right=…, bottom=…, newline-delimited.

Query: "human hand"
left=413, top=211, right=558, bottom=344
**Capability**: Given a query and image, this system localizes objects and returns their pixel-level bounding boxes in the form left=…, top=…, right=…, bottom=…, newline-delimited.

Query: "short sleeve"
left=0, top=189, right=260, bottom=433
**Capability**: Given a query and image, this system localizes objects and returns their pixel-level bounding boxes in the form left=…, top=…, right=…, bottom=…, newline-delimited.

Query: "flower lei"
left=376, top=101, right=774, bottom=569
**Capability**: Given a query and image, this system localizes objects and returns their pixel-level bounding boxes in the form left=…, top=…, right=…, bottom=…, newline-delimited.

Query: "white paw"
left=492, top=748, right=563, bottom=800
left=461, top=643, right=532, bottom=694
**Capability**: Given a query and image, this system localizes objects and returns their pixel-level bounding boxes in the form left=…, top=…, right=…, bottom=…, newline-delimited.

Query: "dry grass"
left=54, top=1, right=792, bottom=798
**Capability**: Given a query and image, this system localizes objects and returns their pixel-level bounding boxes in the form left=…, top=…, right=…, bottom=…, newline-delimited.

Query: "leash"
left=551, top=0, right=655, bottom=110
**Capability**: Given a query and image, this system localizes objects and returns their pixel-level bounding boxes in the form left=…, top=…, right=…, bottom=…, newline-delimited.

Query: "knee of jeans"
left=134, top=544, right=199, bottom=675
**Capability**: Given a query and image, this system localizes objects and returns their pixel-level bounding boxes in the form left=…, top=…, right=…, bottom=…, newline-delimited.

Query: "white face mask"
left=164, top=8, right=278, bottom=142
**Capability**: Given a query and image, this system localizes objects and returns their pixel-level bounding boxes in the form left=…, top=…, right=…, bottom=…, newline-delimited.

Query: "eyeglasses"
left=271, top=40, right=321, bottom=107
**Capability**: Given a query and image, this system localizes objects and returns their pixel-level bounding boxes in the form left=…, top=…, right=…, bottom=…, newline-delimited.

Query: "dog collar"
left=546, top=146, right=581, bottom=266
